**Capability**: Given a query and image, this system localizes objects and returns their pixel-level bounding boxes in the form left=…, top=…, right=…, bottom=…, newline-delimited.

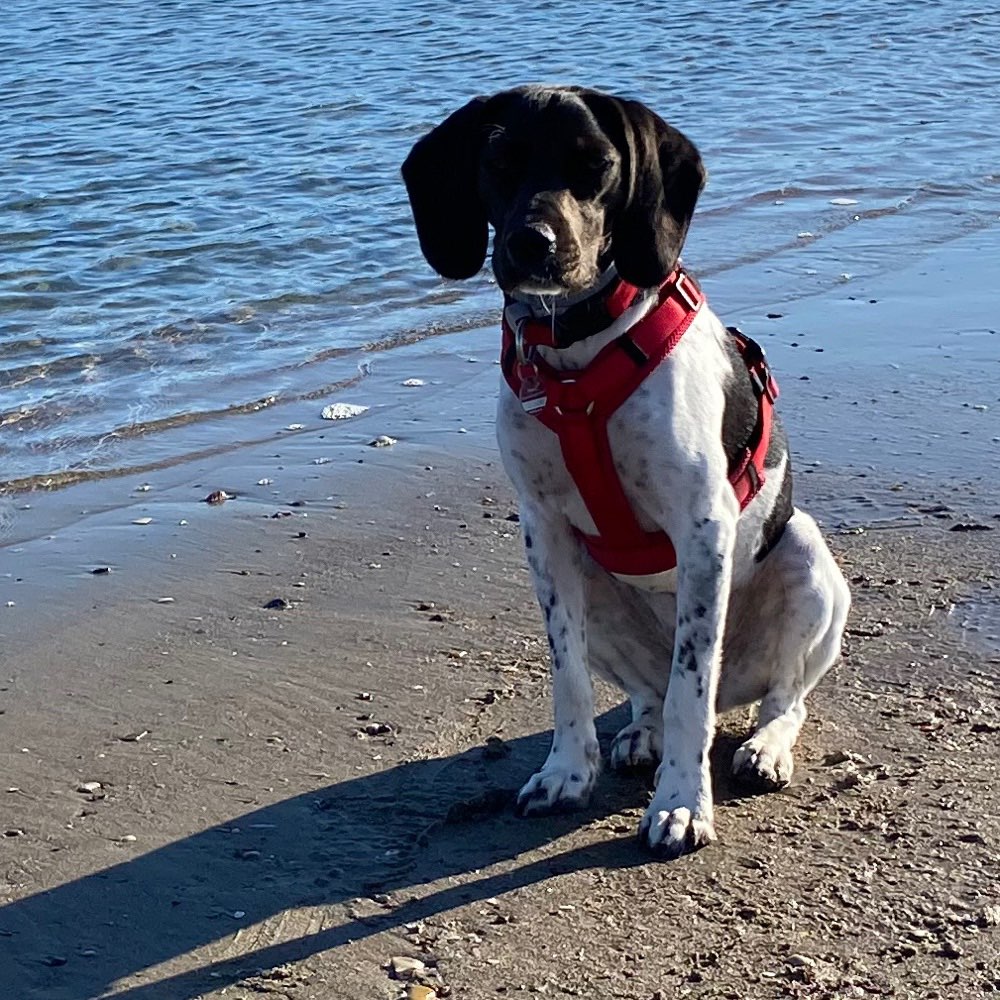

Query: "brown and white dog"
left=402, top=85, right=850, bottom=858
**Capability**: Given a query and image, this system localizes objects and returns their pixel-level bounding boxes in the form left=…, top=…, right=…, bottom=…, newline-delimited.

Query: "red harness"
left=501, top=268, right=779, bottom=577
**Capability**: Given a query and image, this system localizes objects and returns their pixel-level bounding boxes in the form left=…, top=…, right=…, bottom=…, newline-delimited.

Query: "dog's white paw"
left=515, top=755, right=599, bottom=816
left=637, top=804, right=716, bottom=859
left=610, top=722, right=661, bottom=772
left=732, top=736, right=794, bottom=792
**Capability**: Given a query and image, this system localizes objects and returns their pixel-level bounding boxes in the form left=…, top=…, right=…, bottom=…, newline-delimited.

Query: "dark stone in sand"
left=482, top=736, right=511, bottom=760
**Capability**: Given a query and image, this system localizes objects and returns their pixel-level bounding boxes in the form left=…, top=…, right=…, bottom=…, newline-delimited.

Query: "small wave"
left=0, top=370, right=369, bottom=495
left=0, top=333, right=58, bottom=360
left=697, top=176, right=997, bottom=278
left=0, top=352, right=101, bottom=391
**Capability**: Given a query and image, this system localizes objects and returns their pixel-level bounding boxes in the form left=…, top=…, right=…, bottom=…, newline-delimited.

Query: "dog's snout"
left=506, top=223, right=557, bottom=271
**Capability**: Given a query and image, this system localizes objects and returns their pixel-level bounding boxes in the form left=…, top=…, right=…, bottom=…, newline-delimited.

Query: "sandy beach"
left=2, top=235, right=999, bottom=999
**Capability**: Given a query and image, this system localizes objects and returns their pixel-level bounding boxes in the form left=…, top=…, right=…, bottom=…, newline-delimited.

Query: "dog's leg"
left=515, top=509, right=602, bottom=816
left=731, top=510, right=850, bottom=790
left=581, top=567, right=669, bottom=772
left=638, top=509, right=736, bottom=858
left=609, top=691, right=664, bottom=772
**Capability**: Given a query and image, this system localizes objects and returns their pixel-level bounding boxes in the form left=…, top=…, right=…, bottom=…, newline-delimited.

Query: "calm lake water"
left=2, top=0, right=998, bottom=486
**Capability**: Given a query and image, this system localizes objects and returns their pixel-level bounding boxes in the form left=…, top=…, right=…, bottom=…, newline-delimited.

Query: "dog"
left=402, top=85, right=850, bottom=858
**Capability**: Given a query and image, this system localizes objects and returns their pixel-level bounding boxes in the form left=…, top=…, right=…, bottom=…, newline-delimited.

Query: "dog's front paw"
left=637, top=804, right=716, bottom=859
left=732, top=736, right=794, bottom=792
left=610, top=722, right=661, bottom=772
left=515, top=755, right=599, bottom=817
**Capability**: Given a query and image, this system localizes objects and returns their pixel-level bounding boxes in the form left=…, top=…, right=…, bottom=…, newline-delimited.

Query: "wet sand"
left=2, top=235, right=999, bottom=999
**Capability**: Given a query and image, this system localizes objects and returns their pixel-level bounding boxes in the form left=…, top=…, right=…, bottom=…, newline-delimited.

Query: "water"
left=2, top=0, right=998, bottom=487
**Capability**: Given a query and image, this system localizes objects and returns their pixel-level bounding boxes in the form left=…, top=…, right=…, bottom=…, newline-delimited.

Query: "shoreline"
left=1, top=232, right=999, bottom=998
left=4, top=228, right=999, bottom=637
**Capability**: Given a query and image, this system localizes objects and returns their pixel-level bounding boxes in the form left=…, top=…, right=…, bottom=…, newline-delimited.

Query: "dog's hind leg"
left=609, top=690, right=664, bottom=772
left=515, top=508, right=602, bottom=816
left=583, top=569, right=672, bottom=772
left=728, top=510, right=850, bottom=791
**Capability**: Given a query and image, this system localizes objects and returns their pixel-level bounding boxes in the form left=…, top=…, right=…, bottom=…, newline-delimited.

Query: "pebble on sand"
left=786, top=954, right=816, bottom=969
left=390, top=956, right=426, bottom=979
left=320, top=402, right=369, bottom=420
left=118, top=730, right=149, bottom=742
left=408, top=986, right=437, bottom=1000
left=482, top=736, right=511, bottom=760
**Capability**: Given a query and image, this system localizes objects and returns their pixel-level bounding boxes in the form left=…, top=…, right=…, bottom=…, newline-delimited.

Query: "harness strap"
left=727, top=329, right=779, bottom=509
left=501, top=269, right=778, bottom=577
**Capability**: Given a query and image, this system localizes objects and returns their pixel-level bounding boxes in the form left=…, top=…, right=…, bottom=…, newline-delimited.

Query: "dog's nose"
left=506, top=223, right=557, bottom=271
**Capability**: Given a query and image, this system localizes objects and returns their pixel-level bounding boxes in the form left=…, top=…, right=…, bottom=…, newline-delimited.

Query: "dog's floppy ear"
left=401, top=97, right=489, bottom=280
left=582, top=93, right=706, bottom=288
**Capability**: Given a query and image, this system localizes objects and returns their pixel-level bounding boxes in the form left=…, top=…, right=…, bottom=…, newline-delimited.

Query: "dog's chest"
left=495, top=320, right=740, bottom=592
left=496, top=362, right=702, bottom=589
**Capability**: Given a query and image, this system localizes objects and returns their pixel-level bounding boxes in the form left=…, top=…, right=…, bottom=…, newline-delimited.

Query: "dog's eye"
left=487, top=154, right=515, bottom=175
left=484, top=136, right=524, bottom=181
left=485, top=152, right=524, bottom=189
left=568, top=155, right=613, bottom=197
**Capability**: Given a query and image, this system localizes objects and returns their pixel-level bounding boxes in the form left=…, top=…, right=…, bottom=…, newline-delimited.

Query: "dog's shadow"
left=0, top=706, right=758, bottom=1000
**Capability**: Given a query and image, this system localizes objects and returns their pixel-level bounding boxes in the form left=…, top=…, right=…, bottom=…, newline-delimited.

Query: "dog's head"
left=402, top=85, right=705, bottom=297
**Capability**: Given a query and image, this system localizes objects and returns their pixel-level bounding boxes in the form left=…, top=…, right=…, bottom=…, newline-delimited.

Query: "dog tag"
left=517, top=364, right=547, bottom=414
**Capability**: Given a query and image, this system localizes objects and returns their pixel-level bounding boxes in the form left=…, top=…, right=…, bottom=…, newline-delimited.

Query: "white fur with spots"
left=497, top=300, right=851, bottom=859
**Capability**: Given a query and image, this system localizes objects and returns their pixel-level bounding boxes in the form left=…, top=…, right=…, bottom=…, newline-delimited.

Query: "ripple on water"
left=1, top=0, right=999, bottom=483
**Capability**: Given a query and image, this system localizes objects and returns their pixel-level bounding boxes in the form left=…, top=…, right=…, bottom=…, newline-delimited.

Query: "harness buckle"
left=748, top=363, right=778, bottom=403
left=731, top=329, right=778, bottom=404
left=673, top=269, right=703, bottom=313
